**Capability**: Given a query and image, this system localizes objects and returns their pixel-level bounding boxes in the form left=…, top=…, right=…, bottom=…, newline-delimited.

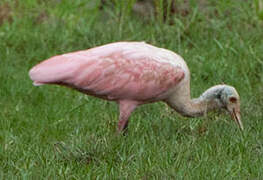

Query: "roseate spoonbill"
left=29, top=41, right=243, bottom=133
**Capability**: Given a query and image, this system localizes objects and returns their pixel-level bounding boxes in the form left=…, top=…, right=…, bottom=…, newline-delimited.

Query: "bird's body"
left=29, top=41, right=243, bottom=132
left=30, top=42, right=187, bottom=103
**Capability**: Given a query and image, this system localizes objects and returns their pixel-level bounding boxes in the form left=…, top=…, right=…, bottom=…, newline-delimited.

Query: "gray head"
left=217, top=85, right=243, bottom=130
left=201, top=84, right=243, bottom=130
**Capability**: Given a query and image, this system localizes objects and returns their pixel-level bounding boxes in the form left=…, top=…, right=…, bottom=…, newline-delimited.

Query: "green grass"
left=0, top=0, right=263, bottom=179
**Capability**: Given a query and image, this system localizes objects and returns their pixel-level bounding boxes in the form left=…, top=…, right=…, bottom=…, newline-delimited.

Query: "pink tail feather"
left=29, top=55, right=80, bottom=86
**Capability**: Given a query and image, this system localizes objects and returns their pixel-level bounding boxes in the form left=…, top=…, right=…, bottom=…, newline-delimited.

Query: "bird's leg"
left=117, top=100, right=138, bottom=134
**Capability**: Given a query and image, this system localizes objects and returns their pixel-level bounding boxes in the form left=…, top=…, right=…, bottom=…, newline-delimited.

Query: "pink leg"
left=117, top=100, right=138, bottom=134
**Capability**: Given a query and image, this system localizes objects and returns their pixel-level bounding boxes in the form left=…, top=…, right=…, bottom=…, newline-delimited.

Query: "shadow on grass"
left=53, top=142, right=97, bottom=165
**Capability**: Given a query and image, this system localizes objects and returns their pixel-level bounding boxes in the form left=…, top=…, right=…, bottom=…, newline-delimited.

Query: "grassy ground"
left=0, top=0, right=263, bottom=179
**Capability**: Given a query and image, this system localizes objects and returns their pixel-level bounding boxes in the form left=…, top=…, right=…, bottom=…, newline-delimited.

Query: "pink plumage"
left=29, top=42, right=186, bottom=132
left=29, top=41, right=243, bottom=132
left=29, top=42, right=185, bottom=101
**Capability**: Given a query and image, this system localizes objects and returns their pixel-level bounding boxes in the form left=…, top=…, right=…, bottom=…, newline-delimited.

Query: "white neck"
left=166, top=84, right=225, bottom=117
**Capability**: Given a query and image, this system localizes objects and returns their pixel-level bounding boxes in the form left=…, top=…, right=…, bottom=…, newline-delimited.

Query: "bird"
left=29, top=41, right=243, bottom=133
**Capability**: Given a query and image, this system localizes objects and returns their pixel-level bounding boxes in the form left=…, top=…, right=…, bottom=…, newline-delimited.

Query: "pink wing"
left=29, top=42, right=185, bottom=102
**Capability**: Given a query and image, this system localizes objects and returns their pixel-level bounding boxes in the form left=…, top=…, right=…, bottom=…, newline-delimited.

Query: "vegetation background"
left=0, top=0, right=262, bottom=179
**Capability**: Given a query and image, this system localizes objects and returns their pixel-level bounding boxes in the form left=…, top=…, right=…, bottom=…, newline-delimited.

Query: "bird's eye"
left=229, top=96, right=237, bottom=103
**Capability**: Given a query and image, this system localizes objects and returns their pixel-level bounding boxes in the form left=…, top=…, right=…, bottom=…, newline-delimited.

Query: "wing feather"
left=29, top=42, right=185, bottom=101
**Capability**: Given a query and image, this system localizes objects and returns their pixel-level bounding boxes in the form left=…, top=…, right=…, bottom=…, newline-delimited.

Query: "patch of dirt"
left=34, top=11, right=49, bottom=24
left=0, top=2, right=13, bottom=26
left=133, top=0, right=155, bottom=17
